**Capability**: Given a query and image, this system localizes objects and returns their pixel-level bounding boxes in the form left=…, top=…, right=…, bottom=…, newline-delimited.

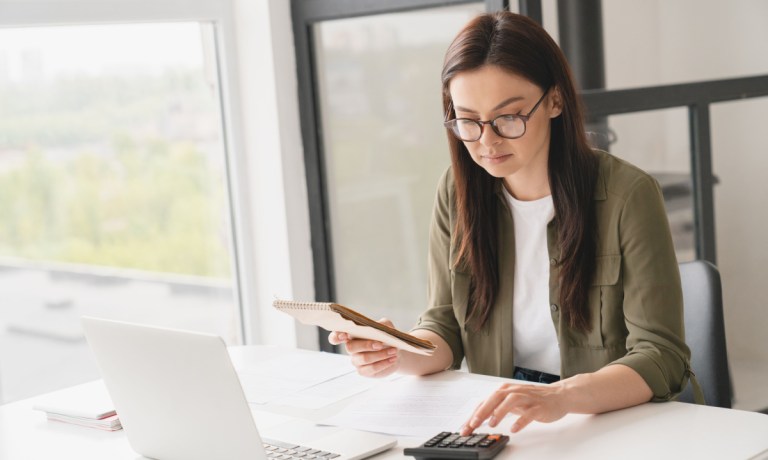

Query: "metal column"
left=557, top=0, right=609, bottom=150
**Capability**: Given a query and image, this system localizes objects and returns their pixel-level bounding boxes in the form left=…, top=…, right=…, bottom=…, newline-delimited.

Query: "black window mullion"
left=517, top=0, right=541, bottom=23
left=291, top=3, right=337, bottom=352
left=689, top=104, right=717, bottom=264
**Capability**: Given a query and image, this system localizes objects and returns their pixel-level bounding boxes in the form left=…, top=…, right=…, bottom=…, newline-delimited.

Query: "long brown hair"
left=442, top=12, right=598, bottom=332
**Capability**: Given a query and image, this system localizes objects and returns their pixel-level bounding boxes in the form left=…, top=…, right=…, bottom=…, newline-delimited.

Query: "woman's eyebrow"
left=454, top=96, right=525, bottom=114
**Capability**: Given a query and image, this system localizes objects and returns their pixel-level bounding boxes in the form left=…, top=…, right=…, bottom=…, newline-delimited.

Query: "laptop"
left=81, top=317, right=396, bottom=460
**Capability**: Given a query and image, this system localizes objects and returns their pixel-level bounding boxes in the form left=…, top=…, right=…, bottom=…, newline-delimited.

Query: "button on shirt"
left=503, top=189, right=561, bottom=376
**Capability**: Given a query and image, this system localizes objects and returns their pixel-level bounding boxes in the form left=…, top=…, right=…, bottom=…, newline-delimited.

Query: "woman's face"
left=448, top=65, right=561, bottom=194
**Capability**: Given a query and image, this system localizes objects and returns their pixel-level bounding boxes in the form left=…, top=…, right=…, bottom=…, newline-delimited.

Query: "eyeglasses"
left=443, top=88, right=550, bottom=142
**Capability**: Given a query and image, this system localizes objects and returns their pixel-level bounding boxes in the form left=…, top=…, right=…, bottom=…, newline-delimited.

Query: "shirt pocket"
left=588, top=254, right=623, bottom=348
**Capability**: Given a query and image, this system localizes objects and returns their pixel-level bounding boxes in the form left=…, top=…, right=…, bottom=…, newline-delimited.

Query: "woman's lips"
left=482, top=153, right=513, bottom=164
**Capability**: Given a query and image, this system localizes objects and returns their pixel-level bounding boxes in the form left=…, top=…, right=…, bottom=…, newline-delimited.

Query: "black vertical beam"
left=689, top=104, right=718, bottom=264
left=557, top=0, right=605, bottom=90
left=486, top=0, right=509, bottom=12
left=291, top=5, right=338, bottom=352
left=518, top=0, right=542, bottom=24
left=557, top=0, right=609, bottom=150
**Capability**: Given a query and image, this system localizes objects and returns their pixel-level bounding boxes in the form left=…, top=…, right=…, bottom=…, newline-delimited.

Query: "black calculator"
left=404, top=431, right=509, bottom=460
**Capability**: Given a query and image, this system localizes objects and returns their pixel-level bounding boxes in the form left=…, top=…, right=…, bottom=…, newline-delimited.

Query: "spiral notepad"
left=273, top=300, right=436, bottom=356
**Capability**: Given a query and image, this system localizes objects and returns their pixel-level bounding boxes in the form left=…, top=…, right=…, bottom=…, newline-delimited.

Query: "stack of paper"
left=44, top=412, right=121, bottom=431
left=33, top=381, right=122, bottom=431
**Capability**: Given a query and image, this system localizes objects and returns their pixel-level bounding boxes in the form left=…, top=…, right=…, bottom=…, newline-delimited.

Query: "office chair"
left=677, top=260, right=733, bottom=408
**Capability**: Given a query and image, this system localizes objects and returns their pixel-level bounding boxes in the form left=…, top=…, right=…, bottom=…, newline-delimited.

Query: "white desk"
left=1, top=346, right=768, bottom=460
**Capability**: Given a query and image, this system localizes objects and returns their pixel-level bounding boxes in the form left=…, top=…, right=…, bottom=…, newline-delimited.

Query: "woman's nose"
left=478, top=123, right=503, bottom=147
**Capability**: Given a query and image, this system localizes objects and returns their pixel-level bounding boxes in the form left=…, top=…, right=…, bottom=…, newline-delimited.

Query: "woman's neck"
left=503, top=173, right=551, bottom=201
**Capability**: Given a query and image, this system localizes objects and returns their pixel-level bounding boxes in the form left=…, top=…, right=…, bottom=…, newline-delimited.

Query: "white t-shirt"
left=503, top=188, right=561, bottom=375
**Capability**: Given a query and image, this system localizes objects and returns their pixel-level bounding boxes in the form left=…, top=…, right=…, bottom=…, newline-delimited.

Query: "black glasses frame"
left=444, top=88, right=551, bottom=142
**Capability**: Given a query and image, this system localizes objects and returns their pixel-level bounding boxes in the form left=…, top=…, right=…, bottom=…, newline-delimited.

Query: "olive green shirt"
left=414, top=150, right=693, bottom=402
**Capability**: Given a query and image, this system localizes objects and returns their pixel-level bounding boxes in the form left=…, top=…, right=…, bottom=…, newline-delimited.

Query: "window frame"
left=290, top=0, right=516, bottom=351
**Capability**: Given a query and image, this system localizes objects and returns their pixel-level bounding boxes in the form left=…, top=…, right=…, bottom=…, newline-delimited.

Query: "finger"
left=377, top=317, right=395, bottom=328
left=350, top=347, right=398, bottom=368
left=328, top=331, right=348, bottom=345
left=463, top=384, right=518, bottom=433
left=369, top=355, right=400, bottom=378
left=511, top=412, right=535, bottom=433
left=359, top=354, right=398, bottom=377
left=460, top=401, right=487, bottom=436
left=488, top=392, right=531, bottom=427
left=345, top=338, right=386, bottom=354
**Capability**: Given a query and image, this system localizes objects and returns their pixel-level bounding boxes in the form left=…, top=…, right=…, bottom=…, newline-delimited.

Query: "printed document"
left=233, top=350, right=356, bottom=404
left=320, top=375, right=503, bottom=437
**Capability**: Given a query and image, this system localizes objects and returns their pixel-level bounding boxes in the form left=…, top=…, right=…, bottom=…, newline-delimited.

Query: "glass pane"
left=711, top=97, right=768, bottom=411
left=314, top=4, right=484, bottom=331
left=605, top=108, right=695, bottom=262
left=603, top=0, right=768, bottom=90
left=0, top=23, right=239, bottom=403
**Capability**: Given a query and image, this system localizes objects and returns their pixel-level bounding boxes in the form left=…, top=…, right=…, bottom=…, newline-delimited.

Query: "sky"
left=0, top=22, right=209, bottom=82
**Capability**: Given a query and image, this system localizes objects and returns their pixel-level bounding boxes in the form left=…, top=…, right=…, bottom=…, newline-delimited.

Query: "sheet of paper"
left=32, top=380, right=115, bottom=419
left=271, top=372, right=402, bottom=410
left=319, top=375, right=503, bottom=437
left=234, top=351, right=357, bottom=404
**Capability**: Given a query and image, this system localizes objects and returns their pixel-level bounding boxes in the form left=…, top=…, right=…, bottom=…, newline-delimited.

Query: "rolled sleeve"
left=411, top=168, right=464, bottom=369
left=611, top=176, right=691, bottom=401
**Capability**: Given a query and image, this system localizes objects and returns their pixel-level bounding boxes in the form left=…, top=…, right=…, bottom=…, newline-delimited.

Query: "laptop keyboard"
left=262, top=438, right=341, bottom=459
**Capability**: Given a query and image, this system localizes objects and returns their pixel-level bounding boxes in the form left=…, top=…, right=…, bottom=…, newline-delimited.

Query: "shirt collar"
left=492, top=162, right=607, bottom=201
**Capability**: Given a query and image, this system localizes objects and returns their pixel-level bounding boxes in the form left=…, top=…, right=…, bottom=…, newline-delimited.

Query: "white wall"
left=232, top=0, right=317, bottom=349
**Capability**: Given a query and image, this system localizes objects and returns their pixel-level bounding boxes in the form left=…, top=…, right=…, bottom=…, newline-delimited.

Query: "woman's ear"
left=549, top=87, right=563, bottom=118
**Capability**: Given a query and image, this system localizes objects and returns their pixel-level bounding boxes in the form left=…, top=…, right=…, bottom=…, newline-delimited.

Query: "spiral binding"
left=273, top=300, right=334, bottom=310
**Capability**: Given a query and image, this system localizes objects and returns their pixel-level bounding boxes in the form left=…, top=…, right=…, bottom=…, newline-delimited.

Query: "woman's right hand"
left=328, top=318, right=400, bottom=378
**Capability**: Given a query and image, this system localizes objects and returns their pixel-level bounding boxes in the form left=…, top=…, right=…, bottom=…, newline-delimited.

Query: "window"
left=0, top=21, right=240, bottom=403
left=311, top=4, right=485, bottom=332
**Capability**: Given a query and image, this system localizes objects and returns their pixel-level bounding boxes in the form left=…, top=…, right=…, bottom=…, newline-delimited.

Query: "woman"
left=329, top=11, right=697, bottom=434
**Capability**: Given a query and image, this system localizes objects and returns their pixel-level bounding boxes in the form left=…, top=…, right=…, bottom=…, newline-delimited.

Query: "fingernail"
left=371, top=342, right=382, bottom=350
left=388, top=356, right=397, bottom=363
left=387, top=348, right=397, bottom=355
left=489, top=415, right=497, bottom=426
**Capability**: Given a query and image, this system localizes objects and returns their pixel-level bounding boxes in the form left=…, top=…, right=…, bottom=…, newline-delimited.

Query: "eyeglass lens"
left=452, top=115, right=526, bottom=141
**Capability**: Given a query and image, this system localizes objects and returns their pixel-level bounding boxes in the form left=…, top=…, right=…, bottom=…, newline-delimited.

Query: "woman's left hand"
left=460, top=382, right=569, bottom=435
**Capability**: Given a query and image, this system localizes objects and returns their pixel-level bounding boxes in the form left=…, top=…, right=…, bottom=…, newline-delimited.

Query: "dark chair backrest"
left=677, top=260, right=733, bottom=407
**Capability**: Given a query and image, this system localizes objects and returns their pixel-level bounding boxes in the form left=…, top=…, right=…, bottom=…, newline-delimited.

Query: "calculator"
left=403, top=431, right=509, bottom=460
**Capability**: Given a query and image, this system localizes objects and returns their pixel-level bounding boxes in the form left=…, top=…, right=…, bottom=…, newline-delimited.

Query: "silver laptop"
left=81, top=317, right=396, bottom=460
